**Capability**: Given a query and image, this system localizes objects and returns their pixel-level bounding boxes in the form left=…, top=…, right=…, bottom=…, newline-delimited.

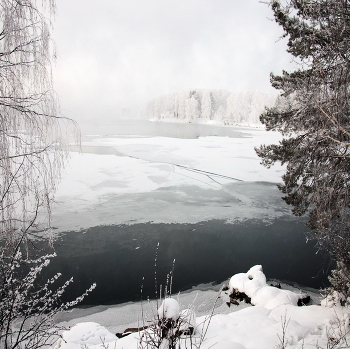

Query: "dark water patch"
left=46, top=218, right=331, bottom=306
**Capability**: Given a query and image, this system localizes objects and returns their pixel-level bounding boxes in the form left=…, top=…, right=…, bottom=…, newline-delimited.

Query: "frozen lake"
left=50, top=121, right=331, bottom=305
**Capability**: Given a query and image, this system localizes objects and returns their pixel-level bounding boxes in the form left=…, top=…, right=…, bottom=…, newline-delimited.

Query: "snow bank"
left=54, top=265, right=350, bottom=349
left=53, top=322, right=117, bottom=349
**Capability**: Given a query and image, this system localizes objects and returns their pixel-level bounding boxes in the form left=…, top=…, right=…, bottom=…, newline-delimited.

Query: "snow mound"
left=157, top=298, right=180, bottom=320
left=54, top=322, right=117, bottom=349
left=229, top=265, right=308, bottom=309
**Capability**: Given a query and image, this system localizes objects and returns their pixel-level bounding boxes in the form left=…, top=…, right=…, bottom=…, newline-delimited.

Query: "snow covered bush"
left=0, top=251, right=96, bottom=349
left=139, top=298, right=198, bottom=349
left=157, top=298, right=180, bottom=321
left=178, top=309, right=196, bottom=336
left=323, top=261, right=350, bottom=307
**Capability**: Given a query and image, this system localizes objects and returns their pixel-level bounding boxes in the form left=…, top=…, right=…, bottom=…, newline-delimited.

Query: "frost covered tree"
left=185, top=95, right=199, bottom=122
left=201, top=90, right=212, bottom=121
left=216, top=105, right=226, bottom=124
left=0, top=1, right=94, bottom=347
left=145, top=89, right=277, bottom=125
left=0, top=0, right=79, bottom=249
left=255, top=0, right=350, bottom=301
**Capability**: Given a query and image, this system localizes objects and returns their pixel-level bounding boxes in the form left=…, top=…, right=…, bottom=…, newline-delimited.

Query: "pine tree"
left=255, top=0, right=350, bottom=300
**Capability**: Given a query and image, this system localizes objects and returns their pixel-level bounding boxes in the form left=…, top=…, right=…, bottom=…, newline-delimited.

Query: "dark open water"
left=46, top=218, right=331, bottom=306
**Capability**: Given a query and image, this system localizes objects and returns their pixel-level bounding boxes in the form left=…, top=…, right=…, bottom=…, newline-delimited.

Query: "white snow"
left=53, top=322, right=117, bottom=349
left=158, top=298, right=180, bottom=321
left=52, top=128, right=286, bottom=231
left=178, top=308, right=196, bottom=333
left=229, top=265, right=308, bottom=309
left=53, top=266, right=350, bottom=349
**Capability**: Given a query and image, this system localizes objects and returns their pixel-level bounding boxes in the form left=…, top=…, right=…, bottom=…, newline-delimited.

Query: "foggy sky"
left=52, top=0, right=294, bottom=127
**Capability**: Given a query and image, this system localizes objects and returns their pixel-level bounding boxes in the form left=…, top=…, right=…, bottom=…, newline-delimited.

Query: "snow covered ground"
left=52, top=127, right=286, bottom=231
left=54, top=266, right=350, bottom=349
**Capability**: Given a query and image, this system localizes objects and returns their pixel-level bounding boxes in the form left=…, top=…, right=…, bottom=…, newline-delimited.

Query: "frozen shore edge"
left=54, top=278, right=322, bottom=335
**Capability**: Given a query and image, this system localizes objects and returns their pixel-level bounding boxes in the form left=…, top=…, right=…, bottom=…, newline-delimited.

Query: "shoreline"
left=54, top=279, right=322, bottom=335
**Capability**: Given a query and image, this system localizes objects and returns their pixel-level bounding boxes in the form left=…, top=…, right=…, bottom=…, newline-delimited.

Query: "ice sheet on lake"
left=52, top=129, right=286, bottom=231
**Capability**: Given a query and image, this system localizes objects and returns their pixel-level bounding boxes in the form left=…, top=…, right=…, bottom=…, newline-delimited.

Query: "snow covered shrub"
left=138, top=254, right=191, bottom=349
left=178, top=309, right=196, bottom=336
left=139, top=298, right=181, bottom=349
left=139, top=298, right=199, bottom=349
left=137, top=245, right=220, bottom=348
left=324, top=261, right=350, bottom=307
left=137, top=284, right=223, bottom=349
left=0, top=251, right=96, bottom=349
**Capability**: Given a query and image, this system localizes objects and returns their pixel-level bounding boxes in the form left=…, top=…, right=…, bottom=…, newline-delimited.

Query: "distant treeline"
left=144, top=89, right=278, bottom=126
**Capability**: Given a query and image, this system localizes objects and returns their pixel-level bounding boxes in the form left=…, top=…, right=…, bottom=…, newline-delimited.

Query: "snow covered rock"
left=229, top=265, right=309, bottom=309
left=157, top=298, right=180, bottom=321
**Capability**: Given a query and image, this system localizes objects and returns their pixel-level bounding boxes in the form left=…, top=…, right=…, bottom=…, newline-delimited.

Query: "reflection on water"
left=47, top=218, right=331, bottom=306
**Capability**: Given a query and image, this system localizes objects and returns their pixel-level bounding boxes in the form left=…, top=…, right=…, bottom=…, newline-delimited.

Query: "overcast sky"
left=52, top=0, right=293, bottom=126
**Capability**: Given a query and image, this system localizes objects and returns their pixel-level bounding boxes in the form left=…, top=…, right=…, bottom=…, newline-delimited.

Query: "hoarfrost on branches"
left=144, top=89, right=277, bottom=126
left=0, top=1, right=94, bottom=348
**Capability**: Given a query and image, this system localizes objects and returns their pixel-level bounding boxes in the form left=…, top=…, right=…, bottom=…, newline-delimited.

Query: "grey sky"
left=52, top=0, right=293, bottom=126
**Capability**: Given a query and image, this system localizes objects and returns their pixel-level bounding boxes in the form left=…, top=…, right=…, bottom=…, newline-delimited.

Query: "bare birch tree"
left=0, top=0, right=78, bottom=250
left=0, top=1, right=92, bottom=348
